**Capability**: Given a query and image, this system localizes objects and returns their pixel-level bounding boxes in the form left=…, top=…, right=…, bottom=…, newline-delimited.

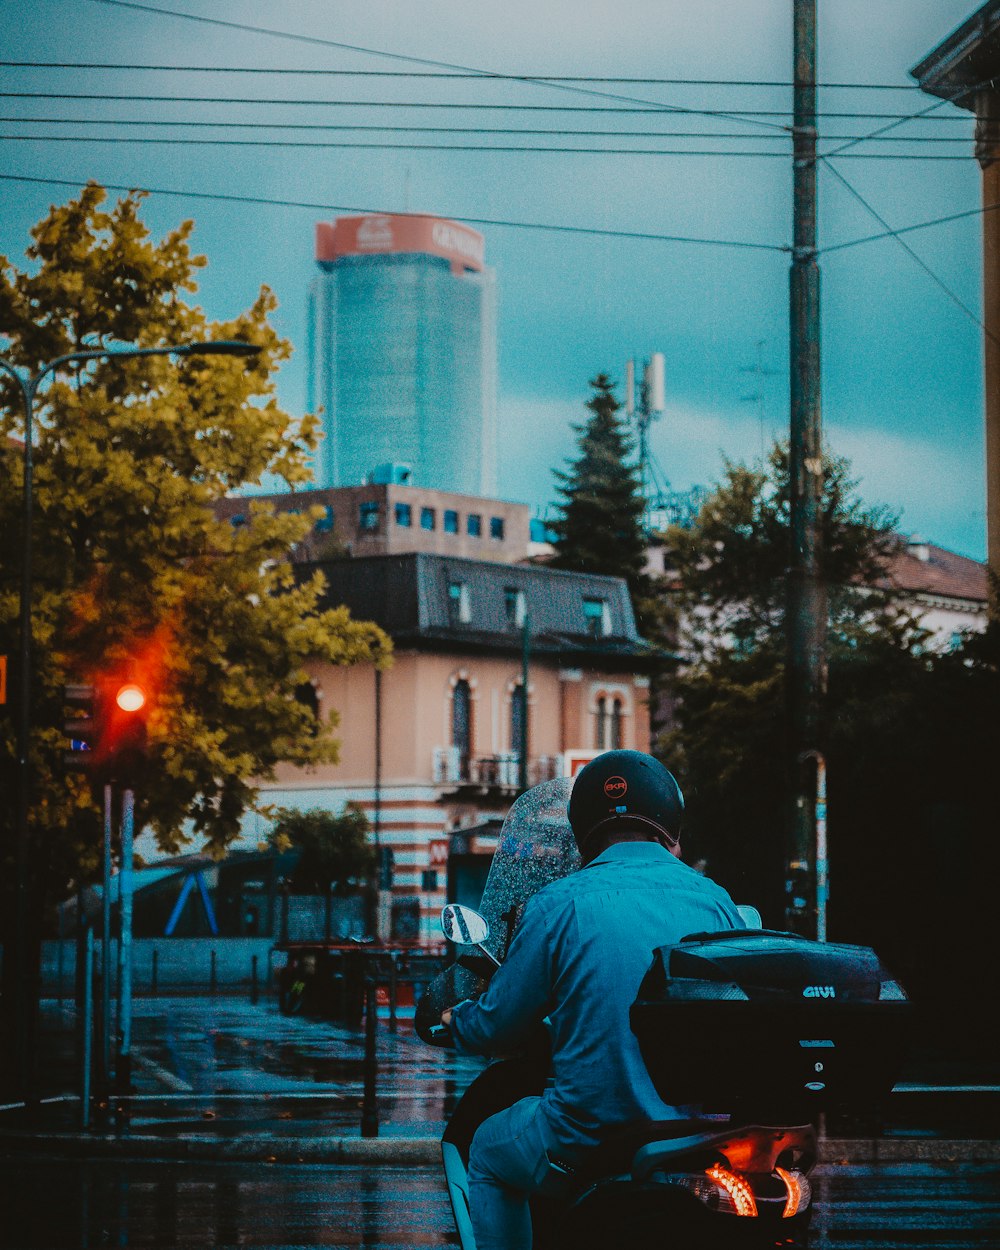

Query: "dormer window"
left=583, top=596, right=611, bottom=637
left=504, top=587, right=527, bottom=629
left=448, top=580, right=471, bottom=624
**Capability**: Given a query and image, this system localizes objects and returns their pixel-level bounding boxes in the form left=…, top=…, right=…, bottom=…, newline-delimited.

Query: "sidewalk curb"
left=0, top=1130, right=442, bottom=1164
left=2, top=1131, right=999, bottom=1165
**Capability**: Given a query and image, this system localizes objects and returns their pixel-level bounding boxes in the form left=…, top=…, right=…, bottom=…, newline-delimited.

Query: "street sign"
left=562, top=750, right=601, bottom=777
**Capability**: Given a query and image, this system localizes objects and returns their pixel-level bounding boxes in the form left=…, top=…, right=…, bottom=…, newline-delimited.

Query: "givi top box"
left=630, top=929, right=913, bottom=1116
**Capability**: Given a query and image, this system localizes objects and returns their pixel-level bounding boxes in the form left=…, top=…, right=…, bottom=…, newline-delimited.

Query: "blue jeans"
left=467, top=1096, right=579, bottom=1250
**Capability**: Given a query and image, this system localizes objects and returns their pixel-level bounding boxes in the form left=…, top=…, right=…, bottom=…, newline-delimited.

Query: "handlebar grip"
left=427, top=1023, right=453, bottom=1044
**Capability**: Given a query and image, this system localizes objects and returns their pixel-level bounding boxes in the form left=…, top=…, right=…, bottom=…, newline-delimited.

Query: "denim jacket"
left=450, top=841, right=744, bottom=1148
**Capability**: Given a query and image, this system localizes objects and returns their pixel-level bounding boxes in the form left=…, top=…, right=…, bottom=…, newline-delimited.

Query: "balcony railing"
left=433, top=747, right=561, bottom=790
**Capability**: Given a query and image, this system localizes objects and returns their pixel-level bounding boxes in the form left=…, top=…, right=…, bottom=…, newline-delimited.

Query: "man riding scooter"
left=442, top=749, right=744, bottom=1250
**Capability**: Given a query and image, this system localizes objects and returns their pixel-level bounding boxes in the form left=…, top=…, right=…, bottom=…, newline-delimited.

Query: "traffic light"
left=105, top=680, right=149, bottom=783
left=63, top=682, right=99, bottom=772
left=63, top=677, right=151, bottom=784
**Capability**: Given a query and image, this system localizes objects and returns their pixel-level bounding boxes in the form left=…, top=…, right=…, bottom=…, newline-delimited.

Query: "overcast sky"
left=0, top=0, right=989, bottom=558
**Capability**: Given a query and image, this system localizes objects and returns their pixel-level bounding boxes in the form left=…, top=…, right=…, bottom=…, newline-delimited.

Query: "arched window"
left=452, top=679, right=472, bottom=776
left=594, top=695, right=607, bottom=750
left=609, top=696, right=624, bottom=750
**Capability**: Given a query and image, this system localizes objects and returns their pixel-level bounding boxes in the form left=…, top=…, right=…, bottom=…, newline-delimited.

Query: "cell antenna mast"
left=627, top=352, right=666, bottom=524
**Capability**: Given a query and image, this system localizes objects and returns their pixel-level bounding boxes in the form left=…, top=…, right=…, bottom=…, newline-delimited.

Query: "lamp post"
left=0, top=338, right=260, bottom=1099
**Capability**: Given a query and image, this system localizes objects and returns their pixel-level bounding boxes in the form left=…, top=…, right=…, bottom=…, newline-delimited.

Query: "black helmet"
left=568, top=750, right=684, bottom=855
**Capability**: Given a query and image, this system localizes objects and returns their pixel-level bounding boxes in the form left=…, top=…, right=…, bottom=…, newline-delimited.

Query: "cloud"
left=497, top=392, right=986, bottom=559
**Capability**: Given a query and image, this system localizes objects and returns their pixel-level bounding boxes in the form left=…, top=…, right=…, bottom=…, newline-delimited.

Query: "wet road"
left=1, top=1157, right=998, bottom=1249
left=3, top=998, right=998, bottom=1247
left=8, top=997, right=486, bottom=1138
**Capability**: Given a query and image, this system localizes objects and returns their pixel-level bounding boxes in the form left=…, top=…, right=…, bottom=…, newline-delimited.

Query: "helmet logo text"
left=603, top=776, right=628, bottom=800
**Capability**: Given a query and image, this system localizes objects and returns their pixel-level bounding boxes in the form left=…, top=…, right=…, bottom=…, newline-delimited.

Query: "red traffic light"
left=115, top=683, right=146, bottom=713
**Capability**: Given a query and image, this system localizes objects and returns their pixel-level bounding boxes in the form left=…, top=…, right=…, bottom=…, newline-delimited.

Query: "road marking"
left=130, top=1049, right=193, bottom=1093
left=0, top=1094, right=77, bottom=1111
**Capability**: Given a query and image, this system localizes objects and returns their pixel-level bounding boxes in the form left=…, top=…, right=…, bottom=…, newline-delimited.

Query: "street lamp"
left=0, top=338, right=261, bottom=1099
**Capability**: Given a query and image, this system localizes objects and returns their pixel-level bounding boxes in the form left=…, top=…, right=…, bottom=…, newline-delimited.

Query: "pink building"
left=253, top=554, right=654, bottom=940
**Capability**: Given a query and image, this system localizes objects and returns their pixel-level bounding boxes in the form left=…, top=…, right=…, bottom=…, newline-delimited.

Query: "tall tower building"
left=308, top=214, right=498, bottom=495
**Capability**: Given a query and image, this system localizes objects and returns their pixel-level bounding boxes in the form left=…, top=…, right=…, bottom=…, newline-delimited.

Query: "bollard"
left=360, top=977, right=379, bottom=1138
left=251, top=954, right=259, bottom=1005
left=151, top=949, right=158, bottom=997
left=80, top=929, right=94, bottom=1130
left=210, top=949, right=217, bottom=994
left=388, top=954, right=398, bottom=1033
left=57, top=906, right=65, bottom=1007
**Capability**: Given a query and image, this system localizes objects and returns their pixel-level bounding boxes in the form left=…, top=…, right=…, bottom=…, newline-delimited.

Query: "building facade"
left=215, top=481, right=534, bottom=565
left=308, top=214, right=498, bottom=496
left=241, top=554, right=654, bottom=941
left=879, top=536, right=989, bottom=647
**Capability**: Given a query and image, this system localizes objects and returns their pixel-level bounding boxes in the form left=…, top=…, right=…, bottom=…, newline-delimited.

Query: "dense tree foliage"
left=0, top=185, right=391, bottom=903
left=660, top=448, right=998, bottom=1057
left=268, top=806, right=376, bottom=894
left=665, top=444, right=902, bottom=658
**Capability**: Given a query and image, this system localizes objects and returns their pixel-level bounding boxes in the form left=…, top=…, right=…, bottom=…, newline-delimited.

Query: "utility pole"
left=786, top=0, right=827, bottom=936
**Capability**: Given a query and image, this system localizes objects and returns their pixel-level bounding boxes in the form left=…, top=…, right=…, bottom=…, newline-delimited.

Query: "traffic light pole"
left=116, top=788, right=134, bottom=1108
left=101, top=784, right=113, bottom=1090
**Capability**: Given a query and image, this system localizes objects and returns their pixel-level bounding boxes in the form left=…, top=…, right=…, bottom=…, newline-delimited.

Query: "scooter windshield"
left=415, top=777, right=580, bottom=1042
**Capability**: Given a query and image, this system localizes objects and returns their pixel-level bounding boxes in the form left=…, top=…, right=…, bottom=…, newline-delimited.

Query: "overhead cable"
left=0, top=116, right=972, bottom=142
left=0, top=172, right=789, bottom=252
left=83, top=0, right=790, bottom=134
left=0, top=62, right=927, bottom=87
left=819, top=158, right=992, bottom=342
left=823, top=201, right=1000, bottom=254
left=0, top=92, right=974, bottom=121
left=0, top=134, right=973, bottom=158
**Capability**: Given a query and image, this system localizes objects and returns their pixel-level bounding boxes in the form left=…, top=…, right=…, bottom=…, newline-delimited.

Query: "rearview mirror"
left=441, top=903, right=490, bottom=946
left=736, top=904, right=763, bottom=929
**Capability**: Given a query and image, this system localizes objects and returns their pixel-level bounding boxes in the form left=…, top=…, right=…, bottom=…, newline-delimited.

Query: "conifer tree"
left=549, top=374, right=649, bottom=604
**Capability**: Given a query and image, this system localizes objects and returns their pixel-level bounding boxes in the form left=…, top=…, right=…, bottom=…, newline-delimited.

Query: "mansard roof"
left=308, top=553, right=652, bottom=663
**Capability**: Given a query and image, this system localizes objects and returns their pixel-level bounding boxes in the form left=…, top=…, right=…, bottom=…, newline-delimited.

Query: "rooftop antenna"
left=739, top=339, right=780, bottom=464
left=626, top=352, right=666, bottom=529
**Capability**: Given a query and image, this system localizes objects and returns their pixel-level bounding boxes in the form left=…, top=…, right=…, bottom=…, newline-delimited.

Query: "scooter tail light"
left=775, top=1166, right=811, bottom=1218
left=705, top=1163, right=758, bottom=1217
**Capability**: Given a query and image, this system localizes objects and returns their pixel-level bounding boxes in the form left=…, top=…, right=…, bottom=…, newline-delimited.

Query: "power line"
left=0, top=93, right=975, bottom=122
left=823, top=201, right=1000, bottom=255
left=0, top=172, right=789, bottom=252
left=821, top=74, right=992, bottom=161
left=0, top=61, right=926, bottom=89
left=819, top=157, right=993, bottom=343
left=82, top=0, right=791, bottom=135
left=0, top=116, right=975, bottom=143
left=0, top=134, right=974, bottom=158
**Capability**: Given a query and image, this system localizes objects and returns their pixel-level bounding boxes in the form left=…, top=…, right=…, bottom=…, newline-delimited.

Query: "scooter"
left=415, top=779, right=912, bottom=1249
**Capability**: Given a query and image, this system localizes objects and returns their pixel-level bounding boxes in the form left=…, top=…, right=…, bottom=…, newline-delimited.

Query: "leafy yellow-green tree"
left=0, top=184, right=391, bottom=901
